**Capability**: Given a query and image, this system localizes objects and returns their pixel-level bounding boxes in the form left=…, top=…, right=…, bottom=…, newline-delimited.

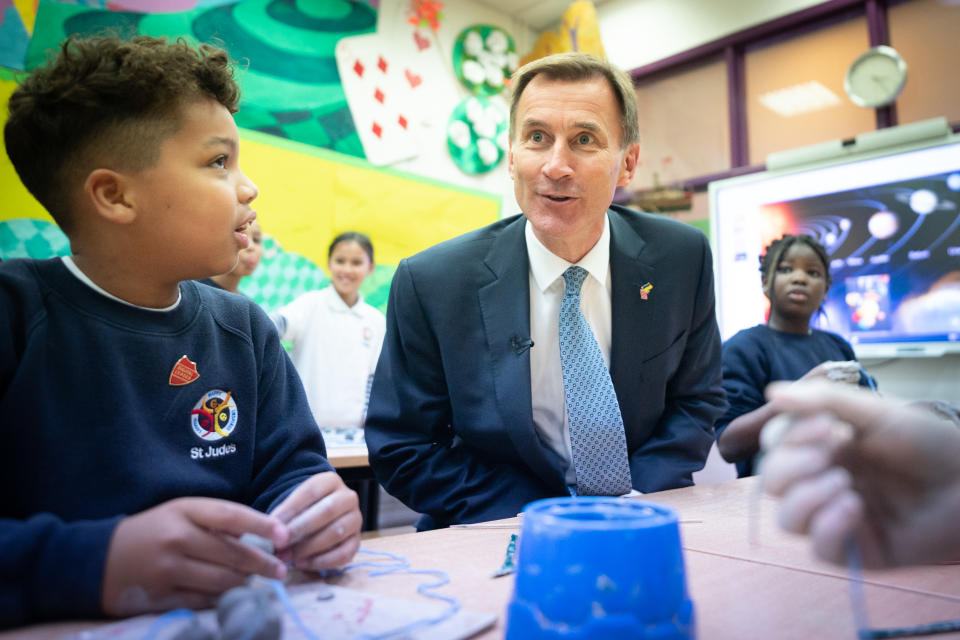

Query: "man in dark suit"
left=365, top=53, right=726, bottom=529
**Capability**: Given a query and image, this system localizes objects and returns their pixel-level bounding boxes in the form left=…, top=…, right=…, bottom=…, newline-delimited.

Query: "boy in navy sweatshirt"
left=0, top=35, right=361, bottom=626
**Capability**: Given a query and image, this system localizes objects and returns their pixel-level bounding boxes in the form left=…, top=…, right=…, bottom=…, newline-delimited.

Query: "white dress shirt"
left=526, top=214, right=613, bottom=485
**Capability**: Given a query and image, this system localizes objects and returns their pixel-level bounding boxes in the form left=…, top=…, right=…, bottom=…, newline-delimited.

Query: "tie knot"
left=562, top=266, right=588, bottom=297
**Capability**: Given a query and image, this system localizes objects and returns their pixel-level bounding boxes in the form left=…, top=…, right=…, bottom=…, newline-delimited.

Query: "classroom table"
left=5, top=477, right=960, bottom=639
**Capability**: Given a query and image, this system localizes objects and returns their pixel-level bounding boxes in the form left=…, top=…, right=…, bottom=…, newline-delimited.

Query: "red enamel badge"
left=169, top=355, right=200, bottom=386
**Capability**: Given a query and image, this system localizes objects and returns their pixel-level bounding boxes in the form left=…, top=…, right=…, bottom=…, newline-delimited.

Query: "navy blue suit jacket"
left=365, top=205, right=726, bottom=528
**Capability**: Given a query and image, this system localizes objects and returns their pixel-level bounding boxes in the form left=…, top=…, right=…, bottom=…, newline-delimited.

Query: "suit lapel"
left=609, top=210, right=658, bottom=419
left=478, top=217, right=566, bottom=489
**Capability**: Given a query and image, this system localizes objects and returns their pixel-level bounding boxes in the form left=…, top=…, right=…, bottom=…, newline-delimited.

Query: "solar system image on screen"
left=711, top=137, right=960, bottom=357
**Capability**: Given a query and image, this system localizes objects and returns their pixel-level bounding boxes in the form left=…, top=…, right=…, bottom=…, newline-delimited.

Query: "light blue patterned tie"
left=559, top=266, right=633, bottom=496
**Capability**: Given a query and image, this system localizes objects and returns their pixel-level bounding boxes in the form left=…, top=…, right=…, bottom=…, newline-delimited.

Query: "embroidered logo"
left=190, top=390, right=238, bottom=441
left=363, top=326, right=373, bottom=346
left=169, top=355, right=200, bottom=386
left=639, top=282, right=653, bottom=301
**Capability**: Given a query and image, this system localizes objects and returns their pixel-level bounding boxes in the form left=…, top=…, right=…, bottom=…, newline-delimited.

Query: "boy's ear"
left=84, top=169, right=137, bottom=224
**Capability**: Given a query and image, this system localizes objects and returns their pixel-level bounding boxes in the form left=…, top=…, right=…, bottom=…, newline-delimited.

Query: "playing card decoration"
left=446, top=96, right=507, bottom=175
left=453, top=25, right=518, bottom=97
left=335, top=34, right=422, bottom=166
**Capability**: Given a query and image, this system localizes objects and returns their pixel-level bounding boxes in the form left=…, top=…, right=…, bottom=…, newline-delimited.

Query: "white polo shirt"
left=272, top=286, right=385, bottom=428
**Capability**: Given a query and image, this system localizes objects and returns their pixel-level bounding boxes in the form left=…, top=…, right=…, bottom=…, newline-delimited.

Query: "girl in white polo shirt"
left=271, top=232, right=385, bottom=428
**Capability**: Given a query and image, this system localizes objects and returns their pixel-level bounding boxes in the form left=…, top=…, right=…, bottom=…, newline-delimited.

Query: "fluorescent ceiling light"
left=758, top=80, right=842, bottom=117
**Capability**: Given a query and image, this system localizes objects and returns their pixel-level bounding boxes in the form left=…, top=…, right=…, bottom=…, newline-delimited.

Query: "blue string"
left=271, top=548, right=461, bottom=640
left=860, top=366, right=879, bottom=394
left=344, top=549, right=462, bottom=640
left=138, top=608, right=195, bottom=640
left=846, top=538, right=871, bottom=635
left=859, top=620, right=960, bottom=639
left=268, top=579, right=323, bottom=640
left=137, top=548, right=460, bottom=640
left=847, top=523, right=960, bottom=638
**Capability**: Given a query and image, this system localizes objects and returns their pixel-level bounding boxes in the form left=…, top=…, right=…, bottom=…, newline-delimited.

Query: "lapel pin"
left=640, top=282, right=653, bottom=301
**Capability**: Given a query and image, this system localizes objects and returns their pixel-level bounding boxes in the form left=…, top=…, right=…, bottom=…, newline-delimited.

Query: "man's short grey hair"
left=509, top=52, right=639, bottom=149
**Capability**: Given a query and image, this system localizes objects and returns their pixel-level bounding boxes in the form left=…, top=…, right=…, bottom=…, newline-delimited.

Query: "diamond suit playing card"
left=336, top=33, right=424, bottom=166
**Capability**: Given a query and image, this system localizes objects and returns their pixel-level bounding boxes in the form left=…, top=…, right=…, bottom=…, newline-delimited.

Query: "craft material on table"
left=320, top=426, right=366, bottom=448
left=505, top=497, right=694, bottom=639
left=61, top=582, right=495, bottom=640
left=491, top=534, right=518, bottom=578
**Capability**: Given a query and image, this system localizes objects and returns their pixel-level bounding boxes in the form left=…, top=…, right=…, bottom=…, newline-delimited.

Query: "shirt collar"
left=525, top=211, right=611, bottom=293
left=61, top=256, right=181, bottom=311
left=323, top=284, right=364, bottom=316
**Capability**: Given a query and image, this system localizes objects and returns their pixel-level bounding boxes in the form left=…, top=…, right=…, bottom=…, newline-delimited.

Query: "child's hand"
left=102, top=497, right=289, bottom=617
left=270, top=471, right=362, bottom=572
left=761, top=381, right=960, bottom=568
left=800, top=360, right=861, bottom=385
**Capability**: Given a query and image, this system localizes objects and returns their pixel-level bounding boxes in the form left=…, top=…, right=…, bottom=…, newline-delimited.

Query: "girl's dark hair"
left=328, top=231, right=374, bottom=263
left=759, top=234, right=832, bottom=289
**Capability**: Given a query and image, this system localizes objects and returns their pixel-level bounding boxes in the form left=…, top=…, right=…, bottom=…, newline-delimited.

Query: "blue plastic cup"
left=504, top=497, right=694, bottom=639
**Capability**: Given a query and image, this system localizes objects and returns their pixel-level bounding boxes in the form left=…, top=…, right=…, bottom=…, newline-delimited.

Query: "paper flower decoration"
left=453, top=24, right=518, bottom=96
left=408, top=0, right=444, bottom=32
left=446, top=96, right=508, bottom=174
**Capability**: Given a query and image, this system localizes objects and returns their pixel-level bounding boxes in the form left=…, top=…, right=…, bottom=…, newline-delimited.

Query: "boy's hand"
left=102, top=497, right=288, bottom=617
left=270, top=472, right=362, bottom=572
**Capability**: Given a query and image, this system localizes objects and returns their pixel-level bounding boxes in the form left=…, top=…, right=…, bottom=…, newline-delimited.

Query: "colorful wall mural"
left=0, top=0, right=503, bottom=312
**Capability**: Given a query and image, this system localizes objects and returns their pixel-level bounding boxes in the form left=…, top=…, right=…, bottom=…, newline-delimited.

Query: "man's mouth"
left=544, top=195, right=573, bottom=202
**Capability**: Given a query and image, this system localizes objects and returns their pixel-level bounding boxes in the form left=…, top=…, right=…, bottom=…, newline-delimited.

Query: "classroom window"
left=629, top=57, right=730, bottom=192
left=744, top=15, right=874, bottom=165
left=888, top=0, right=960, bottom=125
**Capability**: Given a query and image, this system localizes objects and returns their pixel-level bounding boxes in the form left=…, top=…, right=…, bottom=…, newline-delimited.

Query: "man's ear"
left=617, top=143, right=640, bottom=187
left=84, top=169, right=136, bottom=225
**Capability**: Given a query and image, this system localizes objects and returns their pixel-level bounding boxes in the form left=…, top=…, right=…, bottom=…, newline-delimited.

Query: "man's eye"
left=531, top=132, right=544, bottom=143
left=211, top=155, right=227, bottom=169
left=578, top=134, right=592, bottom=144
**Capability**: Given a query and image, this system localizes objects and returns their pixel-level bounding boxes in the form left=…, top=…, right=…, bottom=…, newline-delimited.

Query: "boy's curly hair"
left=4, top=36, right=240, bottom=233
left=759, top=234, right=832, bottom=292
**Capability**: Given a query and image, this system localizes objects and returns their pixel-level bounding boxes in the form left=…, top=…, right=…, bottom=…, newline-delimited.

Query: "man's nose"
left=542, top=142, right=574, bottom=180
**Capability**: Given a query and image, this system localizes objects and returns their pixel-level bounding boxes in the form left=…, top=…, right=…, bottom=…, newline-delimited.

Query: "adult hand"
left=270, top=471, right=361, bottom=572
left=760, top=381, right=960, bottom=568
left=799, top=360, right=861, bottom=385
left=102, top=497, right=289, bottom=616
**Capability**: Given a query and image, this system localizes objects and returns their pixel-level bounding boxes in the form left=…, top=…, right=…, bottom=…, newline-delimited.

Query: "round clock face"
left=844, top=45, right=907, bottom=108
